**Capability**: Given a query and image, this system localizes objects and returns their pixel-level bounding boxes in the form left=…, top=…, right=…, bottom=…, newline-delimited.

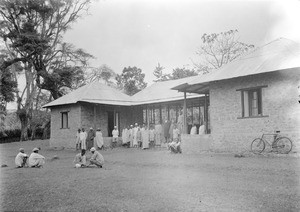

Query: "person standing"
left=86, top=128, right=95, bottom=150
left=169, top=119, right=175, bottom=142
left=128, top=125, right=133, bottom=148
left=149, top=125, right=155, bottom=148
left=177, top=111, right=184, bottom=134
left=94, top=128, right=104, bottom=150
left=133, top=123, right=139, bottom=148
left=75, top=128, right=81, bottom=150
left=80, top=128, right=87, bottom=150
left=112, top=126, right=119, bottom=148
left=163, top=119, right=171, bottom=143
left=15, top=148, right=28, bottom=168
left=88, top=147, right=104, bottom=168
left=141, top=126, right=149, bottom=149
left=136, top=127, right=142, bottom=148
left=28, top=148, right=45, bottom=168
left=155, top=122, right=162, bottom=147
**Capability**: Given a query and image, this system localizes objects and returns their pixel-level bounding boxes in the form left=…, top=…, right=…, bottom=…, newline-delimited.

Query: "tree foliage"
left=0, top=0, right=93, bottom=99
left=86, top=64, right=117, bottom=86
left=194, top=29, right=254, bottom=74
left=153, top=63, right=198, bottom=82
left=116, top=66, right=147, bottom=96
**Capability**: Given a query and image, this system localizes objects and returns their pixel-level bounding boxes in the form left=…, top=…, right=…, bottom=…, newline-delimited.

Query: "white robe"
left=199, top=125, right=205, bottom=135
left=80, top=131, right=87, bottom=150
left=190, top=126, right=197, bottom=135
left=122, top=129, right=128, bottom=144
left=15, top=152, right=28, bottom=167
left=28, top=152, right=45, bottom=167
left=155, top=124, right=162, bottom=145
left=133, top=127, right=138, bottom=146
left=142, top=129, right=149, bottom=149
left=94, top=131, right=104, bottom=149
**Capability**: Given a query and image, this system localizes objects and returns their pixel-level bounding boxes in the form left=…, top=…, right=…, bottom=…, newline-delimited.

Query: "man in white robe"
left=80, top=128, right=87, bottom=150
left=94, top=128, right=104, bottom=150
left=190, top=124, right=197, bottom=135
left=28, top=148, right=45, bottom=168
left=112, top=126, right=119, bottom=148
left=15, top=148, right=28, bottom=168
left=155, top=123, right=162, bottom=147
left=132, top=123, right=139, bottom=147
left=141, top=126, right=149, bottom=149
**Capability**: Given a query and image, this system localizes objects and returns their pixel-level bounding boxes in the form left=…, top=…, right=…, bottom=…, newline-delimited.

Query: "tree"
left=153, top=64, right=199, bottom=82
left=194, top=29, right=254, bottom=74
left=0, top=0, right=93, bottom=140
left=86, top=64, right=117, bottom=86
left=116, top=66, right=147, bottom=96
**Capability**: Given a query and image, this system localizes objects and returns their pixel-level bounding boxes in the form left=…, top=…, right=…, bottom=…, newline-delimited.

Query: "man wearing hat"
left=15, top=148, right=28, bottom=168
left=88, top=147, right=104, bottom=168
left=112, top=126, right=119, bottom=148
left=28, top=147, right=45, bottom=168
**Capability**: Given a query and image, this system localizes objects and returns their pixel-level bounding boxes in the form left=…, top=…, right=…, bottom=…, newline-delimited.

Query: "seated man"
left=88, top=147, right=104, bottom=168
left=73, top=149, right=87, bottom=168
left=168, top=140, right=182, bottom=154
left=15, top=148, right=28, bottom=168
left=28, top=147, right=45, bottom=168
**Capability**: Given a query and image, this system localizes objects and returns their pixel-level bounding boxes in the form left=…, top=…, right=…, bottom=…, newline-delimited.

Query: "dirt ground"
left=0, top=140, right=300, bottom=212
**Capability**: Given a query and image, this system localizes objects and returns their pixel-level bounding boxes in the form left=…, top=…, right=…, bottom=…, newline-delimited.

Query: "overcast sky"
left=7, top=0, right=300, bottom=109
left=63, top=0, right=300, bottom=83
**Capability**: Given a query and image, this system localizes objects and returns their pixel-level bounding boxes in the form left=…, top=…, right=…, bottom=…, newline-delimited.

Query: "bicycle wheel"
left=274, top=137, right=292, bottom=154
left=251, top=138, right=265, bottom=154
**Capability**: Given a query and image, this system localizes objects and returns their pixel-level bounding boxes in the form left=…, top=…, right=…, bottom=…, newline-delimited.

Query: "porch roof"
left=172, top=38, right=300, bottom=93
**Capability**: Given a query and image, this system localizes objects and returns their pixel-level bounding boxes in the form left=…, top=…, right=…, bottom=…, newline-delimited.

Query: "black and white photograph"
left=0, top=0, right=299, bottom=211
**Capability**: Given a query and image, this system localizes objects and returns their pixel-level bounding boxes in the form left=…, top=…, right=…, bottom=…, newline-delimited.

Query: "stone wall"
left=50, top=104, right=81, bottom=148
left=209, top=69, right=300, bottom=153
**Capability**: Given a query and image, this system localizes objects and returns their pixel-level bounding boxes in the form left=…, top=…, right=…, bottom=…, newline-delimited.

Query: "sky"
left=7, top=0, right=300, bottom=109
left=63, top=0, right=300, bottom=83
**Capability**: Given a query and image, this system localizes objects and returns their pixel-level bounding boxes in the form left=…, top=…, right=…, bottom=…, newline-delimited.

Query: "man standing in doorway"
left=112, top=126, right=119, bottom=148
left=86, top=128, right=95, bottom=151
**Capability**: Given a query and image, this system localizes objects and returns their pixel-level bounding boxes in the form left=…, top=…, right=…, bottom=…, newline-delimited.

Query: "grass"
left=1, top=139, right=300, bottom=211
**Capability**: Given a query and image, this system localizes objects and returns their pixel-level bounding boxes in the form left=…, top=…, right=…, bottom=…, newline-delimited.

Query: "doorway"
left=107, top=111, right=114, bottom=137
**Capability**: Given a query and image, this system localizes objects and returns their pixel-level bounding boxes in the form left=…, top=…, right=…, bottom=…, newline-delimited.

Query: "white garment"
left=199, top=125, right=205, bottom=135
left=133, top=127, right=138, bottom=146
left=28, top=152, right=45, bottom=167
left=80, top=131, right=87, bottom=150
left=94, top=131, right=104, bottom=149
left=73, top=153, right=87, bottom=166
left=122, top=129, right=128, bottom=144
left=112, top=129, right=119, bottom=138
left=190, top=126, right=197, bottom=135
left=142, top=129, right=149, bottom=149
left=15, top=152, right=28, bottom=167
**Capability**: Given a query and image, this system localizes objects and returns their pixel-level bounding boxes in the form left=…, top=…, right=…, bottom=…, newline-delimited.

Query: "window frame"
left=237, top=85, right=268, bottom=119
left=61, top=111, right=69, bottom=129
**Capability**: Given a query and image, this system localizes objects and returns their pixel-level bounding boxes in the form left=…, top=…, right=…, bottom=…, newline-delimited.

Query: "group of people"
left=76, top=127, right=104, bottom=151
left=14, top=146, right=105, bottom=169
left=190, top=122, right=206, bottom=135
left=15, top=147, right=45, bottom=168
left=121, top=120, right=182, bottom=153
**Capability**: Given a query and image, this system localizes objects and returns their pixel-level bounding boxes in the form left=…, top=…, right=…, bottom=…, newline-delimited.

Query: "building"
left=44, top=76, right=209, bottom=148
left=44, top=38, right=300, bottom=153
left=173, top=38, right=300, bottom=153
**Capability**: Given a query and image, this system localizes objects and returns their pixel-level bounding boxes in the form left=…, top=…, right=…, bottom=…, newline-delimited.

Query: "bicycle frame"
left=260, top=133, right=279, bottom=147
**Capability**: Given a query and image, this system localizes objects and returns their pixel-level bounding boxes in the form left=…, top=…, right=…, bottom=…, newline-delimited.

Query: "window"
left=61, top=112, right=69, bottom=129
left=240, top=86, right=267, bottom=118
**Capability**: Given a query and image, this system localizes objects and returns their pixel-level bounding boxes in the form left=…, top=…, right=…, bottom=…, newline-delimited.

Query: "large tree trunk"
left=18, top=109, right=29, bottom=141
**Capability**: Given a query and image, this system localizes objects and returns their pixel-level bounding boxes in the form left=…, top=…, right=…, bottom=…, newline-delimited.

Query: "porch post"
left=93, top=105, right=96, bottom=130
left=183, top=91, right=187, bottom=134
left=204, top=93, right=208, bottom=134
left=159, top=105, right=162, bottom=124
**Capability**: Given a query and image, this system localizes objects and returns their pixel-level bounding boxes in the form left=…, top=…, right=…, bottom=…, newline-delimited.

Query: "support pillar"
left=183, top=91, right=187, bottom=134
left=93, top=105, right=96, bottom=130
left=204, top=93, right=208, bottom=134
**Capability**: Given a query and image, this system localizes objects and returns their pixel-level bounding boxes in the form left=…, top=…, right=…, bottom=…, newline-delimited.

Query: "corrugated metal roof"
left=130, top=76, right=202, bottom=105
left=43, top=76, right=202, bottom=108
left=43, top=81, right=135, bottom=107
left=173, top=38, right=300, bottom=92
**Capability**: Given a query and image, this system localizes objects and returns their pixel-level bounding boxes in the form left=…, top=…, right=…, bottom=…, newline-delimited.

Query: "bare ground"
left=0, top=140, right=300, bottom=212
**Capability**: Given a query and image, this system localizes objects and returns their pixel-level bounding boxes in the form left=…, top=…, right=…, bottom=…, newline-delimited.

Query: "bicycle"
left=251, top=131, right=293, bottom=154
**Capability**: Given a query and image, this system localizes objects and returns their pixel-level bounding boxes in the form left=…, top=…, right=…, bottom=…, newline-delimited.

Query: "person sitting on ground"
left=73, top=149, right=87, bottom=168
left=198, top=122, right=206, bottom=135
left=168, top=124, right=182, bottom=154
left=15, top=148, right=28, bottom=168
left=88, top=147, right=104, bottom=168
left=190, top=123, right=197, bottom=135
left=112, top=126, right=119, bottom=148
left=28, top=147, right=45, bottom=168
